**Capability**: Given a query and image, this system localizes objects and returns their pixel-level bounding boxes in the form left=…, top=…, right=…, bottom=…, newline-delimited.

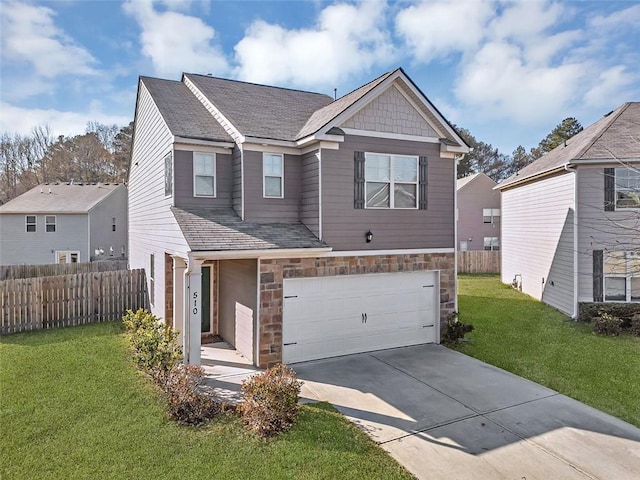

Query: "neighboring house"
left=0, top=183, right=128, bottom=265
left=456, top=173, right=500, bottom=251
left=497, top=102, right=640, bottom=317
left=129, top=68, right=469, bottom=368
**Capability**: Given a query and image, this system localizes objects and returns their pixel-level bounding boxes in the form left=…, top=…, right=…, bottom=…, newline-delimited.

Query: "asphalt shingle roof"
left=0, top=183, right=123, bottom=213
left=171, top=207, right=329, bottom=252
left=498, top=102, right=640, bottom=189
left=141, top=77, right=233, bottom=143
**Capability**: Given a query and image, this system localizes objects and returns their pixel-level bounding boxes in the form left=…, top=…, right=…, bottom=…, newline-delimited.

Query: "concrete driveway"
left=294, top=344, right=640, bottom=480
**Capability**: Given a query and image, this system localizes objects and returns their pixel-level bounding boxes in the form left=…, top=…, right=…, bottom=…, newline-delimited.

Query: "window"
left=56, top=251, right=79, bottom=264
left=604, top=251, right=639, bottom=302
left=45, top=215, right=56, bottom=232
left=615, top=167, right=640, bottom=209
left=112, top=217, right=116, bottom=232
left=365, top=153, right=418, bottom=209
left=164, top=152, right=173, bottom=197
left=194, top=152, right=215, bottom=197
left=25, top=215, right=36, bottom=232
left=484, top=237, right=499, bottom=251
left=149, top=253, right=155, bottom=306
left=483, top=208, right=500, bottom=224
left=263, top=153, right=284, bottom=198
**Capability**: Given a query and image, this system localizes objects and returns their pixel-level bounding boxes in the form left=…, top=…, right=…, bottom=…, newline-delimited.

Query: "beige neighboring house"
left=457, top=173, right=500, bottom=251
left=0, top=183, right=128, bottom=266
left=497, top=102, right=640, bottom=317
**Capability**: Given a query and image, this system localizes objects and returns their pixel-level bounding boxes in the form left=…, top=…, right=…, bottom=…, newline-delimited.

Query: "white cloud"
left=589, top=3, right=640, bottom=29
left=583, top=66, right=637, bottom=108
left=234, top=1, right=394, bottom=88
left=123, top=0, right=228, bottom=78
left=0, top=1, right=97, bottom=77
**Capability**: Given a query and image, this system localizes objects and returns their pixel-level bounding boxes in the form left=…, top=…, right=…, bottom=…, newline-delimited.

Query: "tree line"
left=0, top=122, right=133, bottom=204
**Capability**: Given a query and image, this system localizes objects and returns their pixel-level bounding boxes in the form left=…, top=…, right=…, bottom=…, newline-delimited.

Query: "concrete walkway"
left=294, top=344, right=640, bottom=480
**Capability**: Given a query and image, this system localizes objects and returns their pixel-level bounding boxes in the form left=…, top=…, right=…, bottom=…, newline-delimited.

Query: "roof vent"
left=48, top=188, right=52, bottom=194
left=40, top=188, right=43, bottom=193
left=604, top=109, right=614, bottom=117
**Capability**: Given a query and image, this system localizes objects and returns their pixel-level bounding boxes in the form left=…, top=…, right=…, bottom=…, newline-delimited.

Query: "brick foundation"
left=258, top=253, right=456, bottom=368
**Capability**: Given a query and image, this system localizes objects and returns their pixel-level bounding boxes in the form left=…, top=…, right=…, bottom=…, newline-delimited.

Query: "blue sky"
left=1, top=0, right=639, bottom=155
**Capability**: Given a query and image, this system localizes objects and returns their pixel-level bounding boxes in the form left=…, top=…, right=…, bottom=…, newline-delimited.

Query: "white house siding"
left=501, top=171, right=576, bottom=315
left=88, top=185, right=128, bottom=261
left=129, top=82, right=189, bottom=318
left=577, top=164, right=640, bottom=302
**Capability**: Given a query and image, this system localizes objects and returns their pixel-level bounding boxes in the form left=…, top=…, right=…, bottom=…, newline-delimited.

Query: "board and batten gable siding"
left=88, top=185, right=128, bottom=261
left=320, top=135, right=454, bottom=251
left=129, top=81, right=189, bottom=318
left=576, top=164, right=640, bottom=302
left=173, top=150, right=233, bottom=209
left=232, top=146, right=242, bottom=217
left=501, top=171, right=575, bottom=315
left=243, top=150, right=302, bottom=223
left=457, top=175, right=501, bottom=251
left=0, top=213, right=89, bottom=265
left=301, top=149, right=320, bottom=237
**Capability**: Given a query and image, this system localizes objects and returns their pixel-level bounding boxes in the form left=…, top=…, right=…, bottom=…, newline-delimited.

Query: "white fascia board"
left=192, top=247, right=333, bottom=261
left=441, top=143, right=470, bottom=154
left=296, top=133, right=345, bottom=146
left=242, top=142, right=302, bottom=155
left=243, top=136, right=297, bottom=148
left=570, top=158, right=640, bottom=165
left=173, top=136, right=234, bottom=150
left=340, top=128, right=440, bottom=144
left=300, top=141, right=340, bottom=155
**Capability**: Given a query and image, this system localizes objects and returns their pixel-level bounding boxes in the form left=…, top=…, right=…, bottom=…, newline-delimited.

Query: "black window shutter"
left=593, top=250, right=603, bottom=302
left=354, top=151, right=365, bottom=209
left=604, top=168, right=615, bottom=212
left=419, top=156, right=428, bottom=210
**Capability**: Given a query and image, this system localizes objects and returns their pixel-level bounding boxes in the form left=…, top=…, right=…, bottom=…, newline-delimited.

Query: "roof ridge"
left=333, top=69, right=397, bottom=101
left=574, top=103, right=630, bottom=160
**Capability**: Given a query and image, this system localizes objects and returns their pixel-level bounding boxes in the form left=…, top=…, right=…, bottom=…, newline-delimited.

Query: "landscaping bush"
left=592, top=313, right=623, bottom=336
left=241, top=364, right=302, bottom=437
left=442, top=311, right=474, bottom=345
left=164, top=364, right=219, bottom=425
left=629, top=314, right=640, bottom=337
left=579, top=303, right=640, bottom=329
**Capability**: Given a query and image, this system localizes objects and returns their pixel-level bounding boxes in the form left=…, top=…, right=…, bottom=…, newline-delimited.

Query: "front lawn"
left=456, top=274, right=640, bottom=427
left=0, top=322, right=413, bottom=480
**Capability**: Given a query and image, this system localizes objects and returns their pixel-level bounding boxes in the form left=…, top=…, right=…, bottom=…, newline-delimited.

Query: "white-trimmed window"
left=615, top=167, right=640, bottom=209
left=604, top=251, right=639, bottom=302
left=56, top=251, right=79, bottom=264
left=263, top=153, right=284, bottom=198
left=484, top=237, right=499, bottom=251
left=164, top=152, right=173, bottom=197
left=483, top=208, right=500, bottom=224
left=194, top=152, right=216, bottom=197
left=45, top=215, right=56, bottom=233
left=365, top=153, right=418, bottom=209
left=25, top=215, right=36, bottom=232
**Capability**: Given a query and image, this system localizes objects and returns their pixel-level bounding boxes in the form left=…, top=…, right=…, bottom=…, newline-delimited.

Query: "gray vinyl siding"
left=218, top=259, right=257, bottom=346
left=457, top=175, right=500, bottom=251
left=129, top=81, right=189, bottom=318
left=0, top=213, right=88, bottom=265
left=301, top=149, right=320, bottom=237
left=232, top=146, right=242, bottom=217
left=243, top=150, right=302, bottom=223
left=173, top=150, right=233, bottom=209
left=321, top=135, right=454, bottom=251
left=88, top=185, right=128, bottom=261
left=501, top=171, right=575, bottom=315
left=577, top=164, right=640, bottom=302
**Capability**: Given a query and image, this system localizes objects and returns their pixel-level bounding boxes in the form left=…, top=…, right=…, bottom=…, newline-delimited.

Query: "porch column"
left=184, top=257, right=203, bottom=365
left=172, top=256, right=186, bottom=348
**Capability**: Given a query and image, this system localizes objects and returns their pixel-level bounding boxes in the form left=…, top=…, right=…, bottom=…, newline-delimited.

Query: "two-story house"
left=497, top=102, right=639, bottom=317
left=0, top=183, right=128, bottom=265
left=457, top=173, right=500, bottom=251
left=129, top=68, right=469, bottom=367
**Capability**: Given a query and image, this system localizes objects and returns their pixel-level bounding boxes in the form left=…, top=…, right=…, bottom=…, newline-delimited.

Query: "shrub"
left=164, top=364, right=219, bottom=425
left=592, top=313, right=623, bottom=336
left=442, top=312, right=474, bottom=345
left=629, top=314, right=640, bottom=337
left=241, top=364, right=302, bottom=437
left=578, top=303, right=640, bottom=329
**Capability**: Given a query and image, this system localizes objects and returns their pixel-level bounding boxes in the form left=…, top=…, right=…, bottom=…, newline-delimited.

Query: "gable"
left=340, top=84, right=439, bottom=138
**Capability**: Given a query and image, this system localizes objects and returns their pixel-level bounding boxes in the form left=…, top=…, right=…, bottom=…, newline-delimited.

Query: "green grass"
left=0, top=322, right=413, bottom=480
left=456, top=274, right=640, bottom=427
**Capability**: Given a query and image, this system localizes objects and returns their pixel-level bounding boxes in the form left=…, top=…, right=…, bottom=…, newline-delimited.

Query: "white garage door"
left=283, top=270, right=438, bottom=363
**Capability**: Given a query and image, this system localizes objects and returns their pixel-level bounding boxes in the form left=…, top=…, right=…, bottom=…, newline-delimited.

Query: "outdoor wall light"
left=365, top=230, right=373, bottom=243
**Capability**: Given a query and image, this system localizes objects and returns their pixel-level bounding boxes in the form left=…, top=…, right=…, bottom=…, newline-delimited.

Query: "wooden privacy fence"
left=0, top=260, right=128, bottom=280
left=458, top=251, right=501, bottom=274
left=0, top=269, right=148, bottom=335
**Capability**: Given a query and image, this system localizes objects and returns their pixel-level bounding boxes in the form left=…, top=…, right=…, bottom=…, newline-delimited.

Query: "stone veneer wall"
left=258, top=253, right=455, bottom=368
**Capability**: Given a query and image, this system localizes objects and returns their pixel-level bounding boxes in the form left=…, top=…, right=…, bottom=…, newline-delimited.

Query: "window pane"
left=394, top=156, right=417, bottom=182
left=70, top=253, right=79, bottom=263
left=366, top=182, right=390, bottom=208
left=394, top=183, right=416, bottom=208
left=631, top=277, right=640, bottom=302
left=604, top=277, right=626, bottom=301
left=46, top=224, right=55, bottom=232
left=264, top=154, right=282, bottom=176
left=365, top=154, right=390, bottom=182
left=615, top=167, right=640, bottom=208
left=58, top=253, right=67, bottom=264
left=195, top=175, right=214, bottom=196
left=195, top=154, right=214, bottom=175
left=604, top=252, right=626, bottom=275
left=493, top=209, right=501, bottom=217
left=264, top=176, right=282, bottom=197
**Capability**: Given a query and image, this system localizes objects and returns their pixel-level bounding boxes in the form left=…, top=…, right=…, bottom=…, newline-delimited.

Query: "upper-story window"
left=483, top=208, right=500, bottom=224
left=263, top=153, right=284, bottom=198
left=164, top=152, right=173, bottom=197
left=112, top=217, right=116, bottom=232
left=194, top=152, right=216, bottom=197
left=26, top=215, right=36, bottom=232
left=365, top=153, right=418, bottom=209
left=604, top=251, right=639, bottom=302
left=615, top=167, right=640, bottom=209
left=45, top=215, right=56, bottom=233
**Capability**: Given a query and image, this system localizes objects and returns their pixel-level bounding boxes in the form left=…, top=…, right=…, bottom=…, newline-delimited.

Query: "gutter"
left=496, top=165, right=570, bottom=191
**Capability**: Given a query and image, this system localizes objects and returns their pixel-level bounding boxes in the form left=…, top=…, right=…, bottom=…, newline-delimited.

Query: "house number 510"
left=193, top=291, right=198, bottom=315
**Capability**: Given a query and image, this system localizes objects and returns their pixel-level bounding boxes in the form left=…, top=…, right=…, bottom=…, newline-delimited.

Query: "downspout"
left=454, top=153, right=463, bottom=314
left=564, top=164, right=579, bottom=319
